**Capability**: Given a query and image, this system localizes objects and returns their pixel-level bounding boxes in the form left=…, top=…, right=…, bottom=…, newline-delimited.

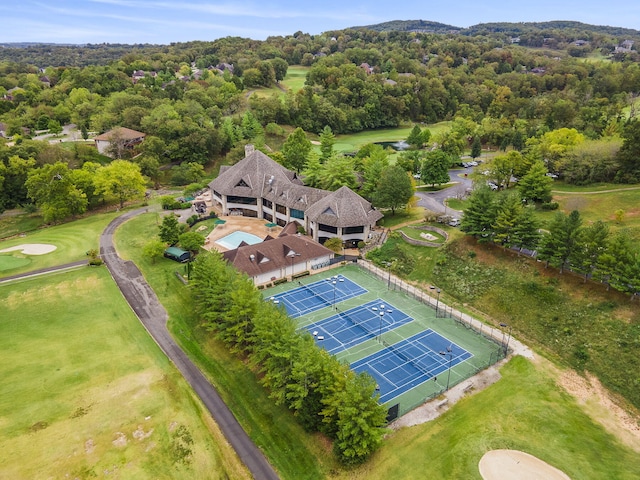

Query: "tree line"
left=189, top=251, right=388, bottom=465
left=461, top=186, right=640, bottom=298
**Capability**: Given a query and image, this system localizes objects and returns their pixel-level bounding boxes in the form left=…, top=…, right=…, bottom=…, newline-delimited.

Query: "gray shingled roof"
left=222, top=233, right=333, bottom=278
left=304, top=186, right=383, bottom=227
left=209, top=149, right=301, bottom=198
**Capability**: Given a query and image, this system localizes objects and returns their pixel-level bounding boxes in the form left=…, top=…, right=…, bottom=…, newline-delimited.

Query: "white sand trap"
left=479, top=450, right=571, bottom=480
left=0, top=243, right=57, bottom=255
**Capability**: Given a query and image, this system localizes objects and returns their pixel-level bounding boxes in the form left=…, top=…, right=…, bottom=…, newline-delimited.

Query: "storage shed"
left=164, top=247, right=190, bottom=263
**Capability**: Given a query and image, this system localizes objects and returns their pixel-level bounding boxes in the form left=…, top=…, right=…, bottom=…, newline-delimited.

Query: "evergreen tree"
left=282, top=127, right=312, bottom=173
left=493, top=191, right=523, bottom=246
left=320, top=155, right=357, bottom=191
left=460, top=185, right=497, bottom=242
left=511, top=205, right=541, bottom=252
left=319, top=125, right=336, bottom=162
left=517, top=160, right=553, bottom=203
left=571, top=220, right=609, bottom=282
left=301, top=152, right=323, bottom=188
left=470, top=136, right=482, bottom=159
left=158, top=213, right=186, bottom=246
left=406, top=124, right=424, bottom=148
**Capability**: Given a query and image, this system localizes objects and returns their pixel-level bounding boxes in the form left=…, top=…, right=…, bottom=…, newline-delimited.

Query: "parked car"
left=448, top=218, right=461, bottom=227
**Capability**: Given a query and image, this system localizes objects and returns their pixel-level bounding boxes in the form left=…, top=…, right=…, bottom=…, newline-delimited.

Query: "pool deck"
left=203, top=216, right=284, bottom=253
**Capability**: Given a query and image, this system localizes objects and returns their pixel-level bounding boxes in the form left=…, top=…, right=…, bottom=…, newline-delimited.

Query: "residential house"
left=94, top=127, right=146, bottom=157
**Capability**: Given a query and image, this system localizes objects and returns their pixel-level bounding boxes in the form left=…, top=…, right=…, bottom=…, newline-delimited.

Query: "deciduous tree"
left=372, top=165, right=414, bottom=215
left=94, top=160, right=146, bottom=209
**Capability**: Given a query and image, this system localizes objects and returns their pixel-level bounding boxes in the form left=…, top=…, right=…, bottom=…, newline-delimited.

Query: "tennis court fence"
left=357, top=260, right=510, bottom=354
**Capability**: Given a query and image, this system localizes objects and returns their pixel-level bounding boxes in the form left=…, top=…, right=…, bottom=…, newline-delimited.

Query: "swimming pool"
left=215, top=231, right=263, bottom=250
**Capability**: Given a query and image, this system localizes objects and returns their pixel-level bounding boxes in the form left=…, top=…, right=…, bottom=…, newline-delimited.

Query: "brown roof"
left=305, top=186, right=383, bottom=227
left=94, top=127, right=146, bottom=141
left=223, top=233, right=333, bottom=278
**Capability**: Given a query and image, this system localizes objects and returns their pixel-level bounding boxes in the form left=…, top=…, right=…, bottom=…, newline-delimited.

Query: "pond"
left=374, top=140, right=410, bottom=151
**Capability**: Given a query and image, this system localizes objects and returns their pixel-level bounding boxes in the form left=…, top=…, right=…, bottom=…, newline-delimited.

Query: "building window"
left=319, top=224, right=338, bottom=234
left=227, top=196, right=257, bottom=205
left=264, top=212, right=273, bottom=222
left=213, top=190, right=221, bottom=198
left=276, top=203, right=286, bottom=215
left=290, top=208, right=304, bottom=219
left=343, top=225, right=364, bottom=234
left=262, top=198, right=272, bottom=209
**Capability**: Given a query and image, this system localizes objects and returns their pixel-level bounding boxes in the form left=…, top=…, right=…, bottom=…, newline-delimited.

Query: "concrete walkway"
left=100, top=208, right=279, bottom=480
left=0, top=260, right=87, bottom=284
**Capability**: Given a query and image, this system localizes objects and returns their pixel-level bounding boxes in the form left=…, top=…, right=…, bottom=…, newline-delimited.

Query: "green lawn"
left=114, top=212, right=337, bottom=479
left=330, top=122, right=452, bottom=154
left=281, top=66, right=309, bottom=93
left=0, top=211, right=45, bottom=239
left=398, top=225, right=447, bottom=243
left=0, top=267, right=248, bottom=479
left=0, top=211, right=121, bottom=277
left=532, top=184, right=640, bottom=238
left=333, top=356, right=640, bottom=480
left=378, top=207, right=425, bottom=228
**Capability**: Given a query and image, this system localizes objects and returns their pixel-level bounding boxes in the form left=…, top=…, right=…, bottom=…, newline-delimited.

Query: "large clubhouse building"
left=209, top=145, right=383, bottom=247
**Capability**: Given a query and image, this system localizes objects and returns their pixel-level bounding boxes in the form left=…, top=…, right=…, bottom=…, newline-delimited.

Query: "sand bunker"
left=0, top=243, right=57, bottom=255
left=479, top=450, right=571, bottom=480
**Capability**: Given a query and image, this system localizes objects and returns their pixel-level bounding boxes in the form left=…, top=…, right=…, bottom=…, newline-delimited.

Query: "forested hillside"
left=1, top=23, right=640, bottom=216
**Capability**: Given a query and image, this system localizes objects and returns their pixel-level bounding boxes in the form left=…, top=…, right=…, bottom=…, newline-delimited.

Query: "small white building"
left=222, top=224, right=335, bottom=285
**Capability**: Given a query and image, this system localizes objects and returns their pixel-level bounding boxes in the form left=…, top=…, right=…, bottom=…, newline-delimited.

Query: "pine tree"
left=471, top=136, right=482, bottom=159
left=460, top=185, right=497, bottom=242
left=319, top=125, right=336, bottom=162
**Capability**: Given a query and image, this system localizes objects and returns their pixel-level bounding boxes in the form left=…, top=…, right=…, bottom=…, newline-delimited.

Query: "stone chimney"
left=244, top=144, right=255, bottom=156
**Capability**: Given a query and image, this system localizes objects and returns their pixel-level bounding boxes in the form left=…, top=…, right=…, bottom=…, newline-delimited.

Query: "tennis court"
left=269, top=274, right=367, bottom=317
left=304, top=299, right=413, bottom=354
left=350, top=330, right=472, bottom=403
left=263, top=264, right=502, bottom=418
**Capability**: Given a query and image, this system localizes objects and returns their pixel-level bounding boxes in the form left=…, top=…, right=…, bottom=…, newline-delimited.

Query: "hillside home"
left=94, top=127, right=146, bottom=157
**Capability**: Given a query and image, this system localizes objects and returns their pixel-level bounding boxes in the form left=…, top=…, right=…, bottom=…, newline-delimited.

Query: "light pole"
left=382, top=261, right=392, bottom=289
left=378, top=310, right=384, bottom=342
left=439, top=346, right=453, bottom=391
left=435, top=288, right=441, bottom=318
left=332, top=279, right=337, bottom=310
left=287, top=249, right=300, bottom=280
left=500, top=323, right=512, bottom=356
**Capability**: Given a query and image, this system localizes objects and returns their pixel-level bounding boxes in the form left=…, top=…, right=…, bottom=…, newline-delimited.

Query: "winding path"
left=100, top=208, right=279, bottom=480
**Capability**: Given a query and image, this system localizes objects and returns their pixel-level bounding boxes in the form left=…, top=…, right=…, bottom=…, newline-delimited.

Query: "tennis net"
left=382, top=339, right=433, bottom=378
left=339, top=310, right=378, bottom=339
left=299, top=283, right=334, bottom=307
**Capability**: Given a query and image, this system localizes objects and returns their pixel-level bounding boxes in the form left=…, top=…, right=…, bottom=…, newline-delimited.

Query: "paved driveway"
left=100, top=208, right=279, bottom=480
left=415, top=167, right=473, bottom=217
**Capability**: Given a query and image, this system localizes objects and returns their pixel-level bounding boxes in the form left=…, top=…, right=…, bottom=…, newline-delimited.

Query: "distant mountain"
left=464, top=21, right=640, bottom=37
left=353, top=19, right=640, bottom=38
left=352, top=19, right=462, bottom=34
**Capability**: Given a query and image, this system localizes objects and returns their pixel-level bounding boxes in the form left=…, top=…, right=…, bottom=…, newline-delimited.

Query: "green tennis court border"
left=263, top=263, right=504, bottom=418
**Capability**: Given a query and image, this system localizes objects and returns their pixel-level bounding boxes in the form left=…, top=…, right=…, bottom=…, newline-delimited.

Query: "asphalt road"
left=415, top=166, right=473, bottom=217
left=100, top=208, right=279, bottom=480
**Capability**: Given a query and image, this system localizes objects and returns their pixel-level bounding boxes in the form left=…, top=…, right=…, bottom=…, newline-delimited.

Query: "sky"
left=1, top=0, right=639, bottom=45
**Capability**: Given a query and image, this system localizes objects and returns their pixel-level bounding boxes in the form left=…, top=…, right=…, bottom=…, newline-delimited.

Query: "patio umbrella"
left=214, top=218, right=226, bottom=227
left=265, top=222, right=277, bottom=231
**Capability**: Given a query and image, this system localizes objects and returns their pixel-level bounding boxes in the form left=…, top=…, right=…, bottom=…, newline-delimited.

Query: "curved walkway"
left=100, top=208, right=279, bottom=480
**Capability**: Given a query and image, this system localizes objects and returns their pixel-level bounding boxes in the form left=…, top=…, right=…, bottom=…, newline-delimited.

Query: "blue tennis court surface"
left=351, top=330, right=473, bottom=404
left=268, top=275, right=367, bottom=318
left=304, top=299, right=412, bottom=354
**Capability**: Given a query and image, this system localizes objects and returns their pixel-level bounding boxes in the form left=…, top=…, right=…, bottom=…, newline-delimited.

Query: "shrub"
left=540, top=202, right=559, bottom=210
left=357, top=241, right=365, bottom=249
left=273, top=277, right=288, bottom=285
